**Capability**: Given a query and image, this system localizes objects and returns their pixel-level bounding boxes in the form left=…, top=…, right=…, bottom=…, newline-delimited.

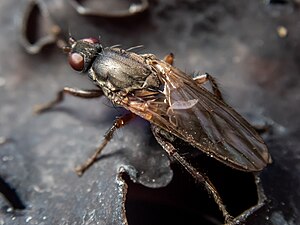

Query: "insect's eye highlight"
left=68, top=52, right=84, bottom=71
left=82, top=37, right=100, bottom=44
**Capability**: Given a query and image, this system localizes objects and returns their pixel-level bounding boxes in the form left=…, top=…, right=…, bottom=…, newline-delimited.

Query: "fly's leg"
left=193, top=73, right=224, bottom=101
left=163, top=54, right=223, bottom=101
left=75, top=113, right=136, bottom=176
left=34, top=87, right=103, bottom=113
left=163, top=53, right=174, bottom=65
left=194, top=74, right=271, bottom=133
left=163, top=55, right=224, bottom=101
left=232, top=173, right=267, bottom=224
left=151, top=125, right=234, bottom=224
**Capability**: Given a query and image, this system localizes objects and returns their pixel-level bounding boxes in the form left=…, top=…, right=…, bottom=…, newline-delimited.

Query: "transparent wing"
left=123, top=62, right=271, bottom=172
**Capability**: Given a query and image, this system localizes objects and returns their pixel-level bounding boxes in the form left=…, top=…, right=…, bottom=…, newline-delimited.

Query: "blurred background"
left=0, top=0, right=299, bottom=224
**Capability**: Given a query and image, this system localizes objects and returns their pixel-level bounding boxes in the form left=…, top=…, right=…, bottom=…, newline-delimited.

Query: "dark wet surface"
left=0, top=0, right=299, bottom=224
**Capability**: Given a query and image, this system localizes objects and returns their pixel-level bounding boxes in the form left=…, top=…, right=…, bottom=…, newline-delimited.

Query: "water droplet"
left=25, top=216, right=32, bottom=222
left=265, top=216, right=269, bottom=220
left=2, top=156, right=13, bottom=162
left=6, top=207, right=13, bottom=213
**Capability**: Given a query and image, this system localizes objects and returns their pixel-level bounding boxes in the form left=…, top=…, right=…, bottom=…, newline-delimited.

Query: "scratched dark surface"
left=0, top=0, right=299, bottom=225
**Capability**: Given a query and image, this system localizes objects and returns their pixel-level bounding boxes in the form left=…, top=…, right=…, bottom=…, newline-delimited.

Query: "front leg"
left=34, top=87, right=103, bottom=113
left=75, top=113, right=136, bottom=176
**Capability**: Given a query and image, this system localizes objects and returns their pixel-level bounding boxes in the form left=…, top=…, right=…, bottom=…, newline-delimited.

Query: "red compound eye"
left=68, top=52, right=84, bottom=71
left=82, top=37, right=99, bottom=44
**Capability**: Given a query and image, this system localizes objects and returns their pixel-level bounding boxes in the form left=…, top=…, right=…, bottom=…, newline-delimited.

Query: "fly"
left=34, top=37, right=272, bottom=224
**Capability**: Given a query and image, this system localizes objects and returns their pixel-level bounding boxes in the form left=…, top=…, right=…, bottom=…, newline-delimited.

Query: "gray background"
left=0, top=0, right=299, bottom=224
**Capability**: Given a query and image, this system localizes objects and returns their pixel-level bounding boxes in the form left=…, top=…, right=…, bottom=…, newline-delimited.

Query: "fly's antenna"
left=68, top=27, right=73, bottom=40
left=61, top=29, right=76, bottom=54
left=67, top=27, right=77, bottom=45
left=62, top=46, right=71, bottom=53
